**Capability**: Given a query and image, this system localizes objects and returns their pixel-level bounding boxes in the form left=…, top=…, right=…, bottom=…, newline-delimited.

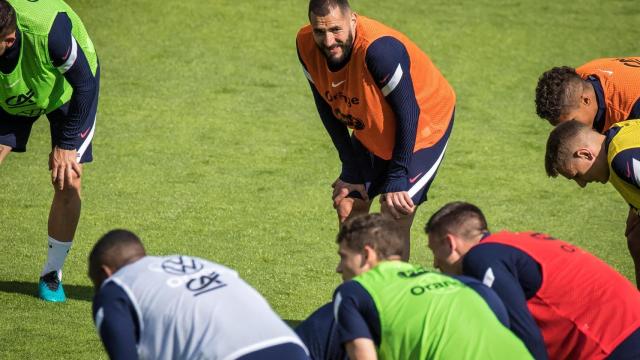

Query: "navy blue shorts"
left=0, top=67, right=99, bottom=164
left=236, top=342, right=310, bottom=360
left=349, top=111, right=454, bottom=206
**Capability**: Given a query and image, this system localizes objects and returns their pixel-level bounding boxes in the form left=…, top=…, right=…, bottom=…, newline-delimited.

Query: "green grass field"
left=0, top=0, right=638, bottom=357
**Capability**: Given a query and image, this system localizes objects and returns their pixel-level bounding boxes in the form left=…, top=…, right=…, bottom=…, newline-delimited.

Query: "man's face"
left=559, top=155, right=607, bottom=188
left=0, top=31, right=16, bottom=57
left=309, top=6, right=356, bottom=66
left=427, top=232, right=460, bottom=275
left=336, top=241, right=367, bottom=281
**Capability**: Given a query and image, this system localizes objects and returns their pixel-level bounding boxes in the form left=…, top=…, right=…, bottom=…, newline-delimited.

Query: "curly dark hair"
left=535, top=66, right=584, bottom=124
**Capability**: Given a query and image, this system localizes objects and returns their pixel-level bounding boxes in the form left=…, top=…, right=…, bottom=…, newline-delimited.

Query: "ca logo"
left=6, top=89, right=36, bottom=108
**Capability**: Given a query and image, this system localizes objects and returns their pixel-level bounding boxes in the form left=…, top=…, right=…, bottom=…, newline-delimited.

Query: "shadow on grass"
left=0, top=280, right=94, bottom=301
left=284, top=319, right=302, bottom=328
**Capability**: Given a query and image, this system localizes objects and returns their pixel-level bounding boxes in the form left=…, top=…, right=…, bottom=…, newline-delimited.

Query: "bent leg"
left=625, top=209, right=640, bottom=288
left=48, top=165, right=82, bottom=243
left=381, top=203, right=417, bottom=261
left=0, top=144, right=11, bottom=164
left=336, top=196, right=372, bottom=224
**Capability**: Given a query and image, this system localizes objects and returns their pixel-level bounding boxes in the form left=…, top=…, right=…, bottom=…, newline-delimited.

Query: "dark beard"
left=324, top=32, right=354, bottom=69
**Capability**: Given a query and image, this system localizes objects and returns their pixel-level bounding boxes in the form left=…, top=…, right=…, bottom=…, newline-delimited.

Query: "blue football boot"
left=38, top=271, right=66, bottom=302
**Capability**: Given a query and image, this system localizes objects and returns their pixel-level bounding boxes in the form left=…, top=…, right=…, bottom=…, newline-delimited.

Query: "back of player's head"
left=545, top=120, right=590, bottom=177
left=425, top=202, right=488, bottom=242
left=0, top=0, right=16, bottom=37
left=88, top=229, right=146, bottom=281
left=336, top=213, right=404, bottom=259
left=535, top=66, right=584, bottom=124
left=308, top=0, right=351, bottom=17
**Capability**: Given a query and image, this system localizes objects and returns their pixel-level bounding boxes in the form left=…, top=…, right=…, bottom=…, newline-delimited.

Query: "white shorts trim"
left=407, top=140, right=449, bottom=198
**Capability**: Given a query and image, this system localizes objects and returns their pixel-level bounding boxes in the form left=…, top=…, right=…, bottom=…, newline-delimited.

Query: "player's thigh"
left=0, top=110, right=39, bottom=153
left=404, top=116, right=453, bottom=205
left=347, top=135, right=389, bottom=201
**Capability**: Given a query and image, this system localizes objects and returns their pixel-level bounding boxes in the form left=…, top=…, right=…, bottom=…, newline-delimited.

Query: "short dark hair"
left=337, top=213, right=404, bottom=259
left=425, top=202, right=488, bottom=242
left=0, top=1, right=16, bottom=37
left=535, top=66, right=584, bottom=124
left=545, top=119, right=590, bottom=177
left=308, top=0, right=350, bottom=17
left=88, top=229, right=146, bottom=278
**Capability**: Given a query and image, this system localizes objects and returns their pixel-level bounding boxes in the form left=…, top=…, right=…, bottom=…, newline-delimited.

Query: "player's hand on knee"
left=380, top=191, right=415, bottom=219
left=49, top=146, right=81, bottom=191
left=331, top=178, right=368, bottom=207
left=336, top=197, right=355, bottom=223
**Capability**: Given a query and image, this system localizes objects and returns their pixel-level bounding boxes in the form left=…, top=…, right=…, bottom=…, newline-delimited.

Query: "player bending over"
left=89, top=230, right=310, bottom=360
left=426, top=201, right=640, bottom=359
left=296, top=0, right=456, bottom=260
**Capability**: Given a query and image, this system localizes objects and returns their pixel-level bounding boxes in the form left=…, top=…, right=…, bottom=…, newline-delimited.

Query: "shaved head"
left=88, top=229, right=146, bottom=289
left=308, top=0, right=351, bottom=17
left=545, top=120, right=591, bottom=177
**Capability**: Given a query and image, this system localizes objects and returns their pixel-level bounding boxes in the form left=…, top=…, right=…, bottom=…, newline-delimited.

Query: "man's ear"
left=362, top=245, right=379, bottom=268
left=575, top=148, right=595, bottom=161
left=444, top=233, right=457, bottom=256
left=101, top=264, right=115, bottom=278
left=580, top=92, right=592, bottom=107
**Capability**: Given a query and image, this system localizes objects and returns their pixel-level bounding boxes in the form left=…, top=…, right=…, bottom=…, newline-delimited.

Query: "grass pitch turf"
left=0, top=0, right=638, bottom=358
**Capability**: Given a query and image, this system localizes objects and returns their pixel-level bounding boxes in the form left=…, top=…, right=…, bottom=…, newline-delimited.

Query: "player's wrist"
left=54, top=143, right=77, bottom=151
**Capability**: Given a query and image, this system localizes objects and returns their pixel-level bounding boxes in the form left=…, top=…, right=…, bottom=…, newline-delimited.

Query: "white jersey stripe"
left=94, top=307, right=105, bottom=334
left=105, top=277, right=144, bottom=333
left=333, top=291, right=343, bottom=321
left=407, top=140, right=449, bottom=198
left=222, top=336, right=309, bottom=360
left=633, top=159, right=640, bottom=186
left=302, top=67, right=315, bottom=84
left=381, top=64, right=403, bottom=96
left=56, top=36, right=78, bottom=74
left=76, top=115, right=96, bottom=162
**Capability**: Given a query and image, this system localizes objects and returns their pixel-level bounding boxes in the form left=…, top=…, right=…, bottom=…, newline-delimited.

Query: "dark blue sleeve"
left=295, top=302, right=347, bottom=360
left=463, top=243, right=548, bottom=360
left=333, top=281, right=380, bottom=346
left=48, top=12, right=98, bottom=150
left=92, top=281, right=139, bottom=360
left=455, top=275, right=510, bottom=328
left=297, top=46, right=361, bottom=184
left=611, top=148, right=640, bottom=189
left=365, top=37, right=420, bottom=193
left=627, top=99, right=640, bottom=120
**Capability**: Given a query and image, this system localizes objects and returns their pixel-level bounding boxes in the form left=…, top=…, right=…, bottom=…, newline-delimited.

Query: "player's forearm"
left=311, top=84, right=362, bottom=183
left=365, top=37, right=419, bottom=192
left=48, top=13, right=98, bottom=149
left=57, top=50, right=97, bottom=149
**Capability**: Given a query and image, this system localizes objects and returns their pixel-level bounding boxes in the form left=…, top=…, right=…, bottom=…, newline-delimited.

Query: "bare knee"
left=336, top=198, right=371, bottom=223
left=53, top=174, right=82, bottom=200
